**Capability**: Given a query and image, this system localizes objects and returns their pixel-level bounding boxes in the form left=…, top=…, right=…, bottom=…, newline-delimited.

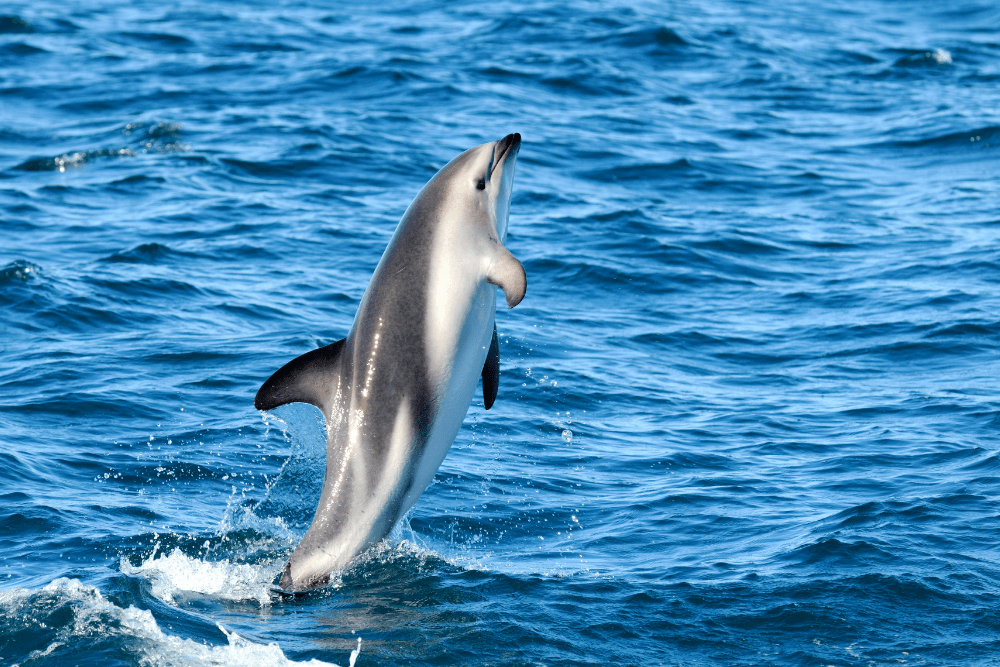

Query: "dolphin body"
left=255, top=133, right=525, bottom=591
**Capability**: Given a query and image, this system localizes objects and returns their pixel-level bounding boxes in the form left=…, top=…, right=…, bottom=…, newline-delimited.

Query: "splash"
left=932, top=48, right=952, bottom=64
left=121, top=547, right=281, bottom=608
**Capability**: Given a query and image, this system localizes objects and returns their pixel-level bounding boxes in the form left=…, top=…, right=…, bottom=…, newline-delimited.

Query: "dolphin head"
left=429, top=133, right=521, bottom=245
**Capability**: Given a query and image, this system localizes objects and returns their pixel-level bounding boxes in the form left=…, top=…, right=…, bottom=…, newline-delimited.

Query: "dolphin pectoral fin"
left=255, top=338, right=346, bottom=414
left=487, top=245, right=527, bottom=308
left=482, top=324, right=500, bottom=410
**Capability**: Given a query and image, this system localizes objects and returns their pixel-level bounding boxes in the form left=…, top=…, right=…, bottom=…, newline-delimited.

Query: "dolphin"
left=255, top=133, right=525, bottom=591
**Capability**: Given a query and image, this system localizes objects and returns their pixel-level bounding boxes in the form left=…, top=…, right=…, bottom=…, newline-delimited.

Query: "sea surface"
left=1, top=0, right=999, bottom=665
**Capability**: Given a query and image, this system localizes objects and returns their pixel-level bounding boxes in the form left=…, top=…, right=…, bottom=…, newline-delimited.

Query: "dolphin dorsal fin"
left=255, top=339, right=346, bottom=415
left=487, top=245, right=526, bottom=308
left=482, top=324, right=500, bottom=409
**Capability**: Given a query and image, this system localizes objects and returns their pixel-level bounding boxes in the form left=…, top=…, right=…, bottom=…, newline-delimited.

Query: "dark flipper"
left=482, top=325, right=499, bottom=410
left=255, top=338, right=346, bottom=415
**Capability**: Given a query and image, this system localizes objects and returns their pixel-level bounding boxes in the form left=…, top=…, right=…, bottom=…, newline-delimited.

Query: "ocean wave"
left=113, top=31, right=197, bottom=52
left=778, top=536, right=896, bottom=568
left=14, top=148, right=136, bottom=172
left=892, top=48, right=953, bottom=68
left=1, top=42, right=48, bottom=56
left=0, top=260, right=41, bottom=283
left=0, top=578, right=351, bottom=666
left=0, top=14, right=79, bottom=34
left=85, top=276, right=207, bottom=301
left=0, top=15, right=32, bottom=34
left=875, top=124, right=1000, bottom=150
left=581, top=158, right=695, bottom=182
left=593, top=26, right=689, bottom=49
left=101, top=243, right=202, bottom=265
left=11, top=121, right=186, bottom=172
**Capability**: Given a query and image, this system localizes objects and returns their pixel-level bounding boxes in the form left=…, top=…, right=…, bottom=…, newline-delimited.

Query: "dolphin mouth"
left=490, top=132, right=521, bottom=179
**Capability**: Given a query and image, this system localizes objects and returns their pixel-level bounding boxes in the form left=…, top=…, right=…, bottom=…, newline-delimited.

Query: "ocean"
left=1, top=0, right=999, bottom=665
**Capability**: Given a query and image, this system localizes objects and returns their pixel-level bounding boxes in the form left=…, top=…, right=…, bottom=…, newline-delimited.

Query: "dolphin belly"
left=402, top=281, right=497, bottom=515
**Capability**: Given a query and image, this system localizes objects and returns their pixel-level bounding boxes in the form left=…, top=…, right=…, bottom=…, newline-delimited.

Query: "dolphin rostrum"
left=255, top=133, right=525, bottom=591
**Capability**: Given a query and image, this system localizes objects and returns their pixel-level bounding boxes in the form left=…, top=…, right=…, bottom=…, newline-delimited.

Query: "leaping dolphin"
left=255, top=133, right=525, bottom=591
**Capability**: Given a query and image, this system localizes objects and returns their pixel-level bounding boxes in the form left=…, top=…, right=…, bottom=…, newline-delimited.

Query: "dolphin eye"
left=476, top=178, right=486, bottom=190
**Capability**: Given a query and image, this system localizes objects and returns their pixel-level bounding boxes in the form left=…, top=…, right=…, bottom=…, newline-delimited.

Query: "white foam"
left=120, top=546, right=281, bottom=608
left=347, top=638, right=362, bottom=667
left=0, top=578, right=342, bottom=667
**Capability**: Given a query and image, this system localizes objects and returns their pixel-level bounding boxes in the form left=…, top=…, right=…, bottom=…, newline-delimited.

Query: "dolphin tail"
left=255, top=338, right=346, bottom=415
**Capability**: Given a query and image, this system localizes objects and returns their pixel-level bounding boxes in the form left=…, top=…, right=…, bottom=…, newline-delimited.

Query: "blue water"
left=2, top=0, right=999, bottom=664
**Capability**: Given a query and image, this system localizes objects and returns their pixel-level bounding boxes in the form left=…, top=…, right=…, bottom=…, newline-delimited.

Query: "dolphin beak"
left=490, top=133, right=521, bottom=179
